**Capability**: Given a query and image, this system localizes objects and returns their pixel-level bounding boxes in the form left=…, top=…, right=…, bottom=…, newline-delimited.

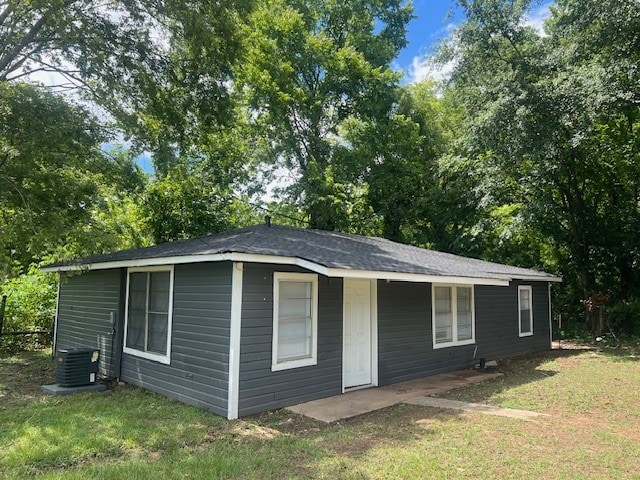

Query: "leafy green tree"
left=0, top=86, right=150, bottom=345
left=0, top=83, right=104, bottom=275
left=240, top=0, right=412, bottom=230
left=140, top=160, right=261, bottom=244
left=0, top=0, right=252, bottom=170
left=46, top=147, right=152, bottom=263
left=345, top=110, right=423, bottom=241
left=443, top=0, right=640, bottom=331
left=351, top=80, right=483, bottom=248
left=390, top=82, right=475, bottom=247
left=0, top=83, right=151, bottom=276
left=110, top=0, right=255, bottom=173
left=141, top=164, right=232, bottom=243
left=549, top=0, right=640, bottom=299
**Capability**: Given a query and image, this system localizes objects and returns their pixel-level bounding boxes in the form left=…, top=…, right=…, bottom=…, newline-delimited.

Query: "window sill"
left=271, top=357, right=317, bottom=372
left=432, top=339, right=475, bottom=349
left=519, top=332, right=534, bottom=338
left=123, top=346, right=171, bottom=365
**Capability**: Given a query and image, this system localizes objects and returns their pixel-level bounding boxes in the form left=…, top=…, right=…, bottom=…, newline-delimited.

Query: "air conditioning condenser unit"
left=56, top=348, right=100, bottom=387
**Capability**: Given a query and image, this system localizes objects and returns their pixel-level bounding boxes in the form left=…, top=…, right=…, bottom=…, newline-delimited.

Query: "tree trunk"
left=597, top=307, right=604, bottom=336
left=382, top=215, right=402, bottom=242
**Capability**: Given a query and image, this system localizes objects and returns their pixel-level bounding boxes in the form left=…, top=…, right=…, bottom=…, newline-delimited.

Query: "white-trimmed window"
left=518, top=286, right=533, bottom=337
left=123, top=266, right=174, bottom=364
left=272, top=272, right=318, bottom=371
left=432, top=284, right=475, bottom=348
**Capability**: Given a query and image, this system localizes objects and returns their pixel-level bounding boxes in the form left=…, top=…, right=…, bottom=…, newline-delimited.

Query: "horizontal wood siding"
left=475, top=280, right=551, bottom=360
left=120, top=262, right=232, bottom=417
left=56, top=270, right=121, bottom=378
left=238, top=264, right=342, bottom=416
left=378, top=280, right=551, bottom=385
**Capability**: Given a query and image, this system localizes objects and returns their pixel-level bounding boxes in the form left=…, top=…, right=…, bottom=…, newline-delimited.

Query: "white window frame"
left=432, top=284, right=476, bottom=349
left=272, top=272, right=318, bottom=371
left=123, top=265, right=175, bottom=365
left=518, top=285, right=534, bottom=337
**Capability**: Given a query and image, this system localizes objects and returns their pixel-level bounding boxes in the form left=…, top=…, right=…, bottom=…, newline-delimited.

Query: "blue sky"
left=398, top=1, right=552, bottom=83
left=396, top=0, right=465, bottom=81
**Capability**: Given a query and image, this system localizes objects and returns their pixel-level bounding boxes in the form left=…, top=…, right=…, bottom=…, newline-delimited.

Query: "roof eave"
left=42, top=252, right=564, bottom=286
left=40, top=252, right=234, bottom=273
left=511, top=274, right=563, bottom=283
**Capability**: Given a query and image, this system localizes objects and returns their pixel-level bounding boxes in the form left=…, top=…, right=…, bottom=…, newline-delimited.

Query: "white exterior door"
left=343, top=279, right=372, bottom=389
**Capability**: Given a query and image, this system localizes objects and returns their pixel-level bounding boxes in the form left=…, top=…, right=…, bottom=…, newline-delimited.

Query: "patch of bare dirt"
left=199, top=420, right=283, bottom=446
left=524, top=409, right=639, bottom=447
left=326, top=434, right=381, bottom=457
left=249, top=410, right=326, bottom=438
left=233, top=422, right=282, bottom=440
left=554, top=356, right=585, bottom=368
left=147, top=451, right=162, bottom=461
left=615, top=427, right=640, bottom=443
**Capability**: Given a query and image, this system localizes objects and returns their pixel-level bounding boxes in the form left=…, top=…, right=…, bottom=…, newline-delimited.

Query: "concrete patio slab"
left=287, top=369, right=502, bottom=423
left=405, top=396, right=548, bottom=421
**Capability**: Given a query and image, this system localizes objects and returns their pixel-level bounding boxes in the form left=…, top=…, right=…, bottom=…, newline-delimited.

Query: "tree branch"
left=9, top=181, right=39, bottom=237
left=0, top=2, right=13, bottom=29
left=0, top=0, right=77, bottom=79
left=29, top=58, right=95, bottom=92
left=0, top=13, right=49, bottom=77
left=0, top=151, right=10, bottom=170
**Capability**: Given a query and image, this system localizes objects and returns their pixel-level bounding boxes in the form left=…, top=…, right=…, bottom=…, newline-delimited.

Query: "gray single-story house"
left=43, top=223, right=561, bottom=419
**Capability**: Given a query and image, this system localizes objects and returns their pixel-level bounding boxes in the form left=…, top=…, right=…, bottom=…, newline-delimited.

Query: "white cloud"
left=440, top=22, right=458, bottom=38
left=404, top=3, right=552, bottom=84
left=402, top=20, right=460, bottom=84
left=407, top=55, right=457, bottom=84
left=522, top=2, right=552, bottom=35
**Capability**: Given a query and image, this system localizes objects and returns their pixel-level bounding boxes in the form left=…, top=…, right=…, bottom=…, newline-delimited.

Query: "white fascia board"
left=42, top=252, right=305, bottom=273
left=515, top=275, right=563, bottom=283
left=231, top=254, right=509, bottom=285
left=324, top=267, right=510, bottom=286
left=41, top=253, right=234, bottom=272
left=229, top=253, right=325, bottom=273
left=227, top=255, right=559, bottom=285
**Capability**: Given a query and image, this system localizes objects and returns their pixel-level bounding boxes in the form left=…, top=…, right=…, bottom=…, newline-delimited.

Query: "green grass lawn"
left=1, top=344, right=639, bottom=479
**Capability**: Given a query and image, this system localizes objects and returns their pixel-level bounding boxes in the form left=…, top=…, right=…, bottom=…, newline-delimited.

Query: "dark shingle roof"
left=43, top=224, right=560, bottom=281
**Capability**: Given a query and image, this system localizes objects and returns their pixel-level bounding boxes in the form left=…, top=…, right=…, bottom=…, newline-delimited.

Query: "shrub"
left=605, top=301, right=640, bottom=337
left=0, top=266, right=56, bottom=351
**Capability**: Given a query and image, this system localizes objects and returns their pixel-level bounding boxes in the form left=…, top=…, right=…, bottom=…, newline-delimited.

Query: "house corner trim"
left=548, top=283, right=553, bottom=347
left=52, top=274, right=61, bottom=354
left=228, top=262, right=243, bottom=420
left=370, top=279, right=379, bottom=387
